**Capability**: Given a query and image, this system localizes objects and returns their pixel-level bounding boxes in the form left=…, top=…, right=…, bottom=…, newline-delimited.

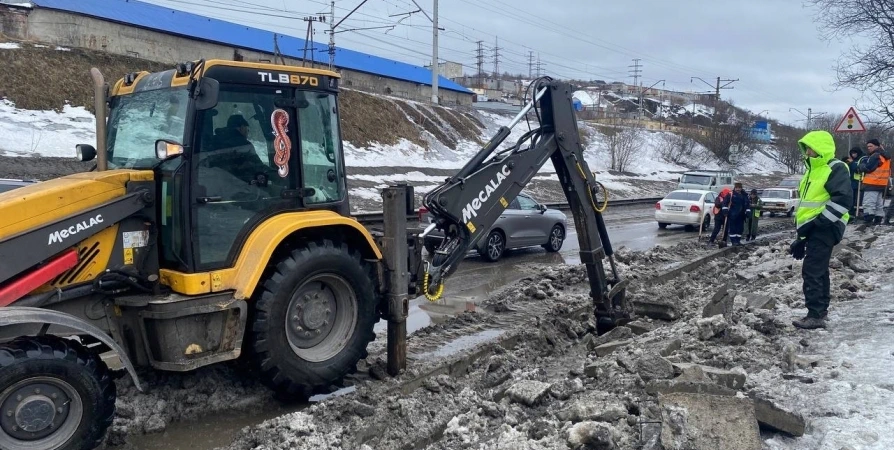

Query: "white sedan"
left=655, top=189, right=716, bottom=231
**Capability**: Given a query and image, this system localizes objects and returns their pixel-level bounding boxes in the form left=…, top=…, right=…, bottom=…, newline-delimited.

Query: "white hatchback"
left=655, top=189, right=716, bottom=231
left=760, top=188, right=798, bottom=217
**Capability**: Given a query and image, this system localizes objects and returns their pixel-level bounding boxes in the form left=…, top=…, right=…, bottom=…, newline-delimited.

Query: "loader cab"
left=104, top=61, right=349, bottom=274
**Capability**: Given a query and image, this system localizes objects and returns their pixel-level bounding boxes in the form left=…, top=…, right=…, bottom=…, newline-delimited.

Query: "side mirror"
left=76, top=144, right=97, bottom=162
left=194, top=77, right=220, bottom=111
left=156, top=139, right=185, bottom=160
left=538, top=204, right=547, bottom=213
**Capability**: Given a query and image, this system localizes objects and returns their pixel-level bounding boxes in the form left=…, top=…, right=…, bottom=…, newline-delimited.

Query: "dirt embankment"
left=0, top=42, right=486, bottom=150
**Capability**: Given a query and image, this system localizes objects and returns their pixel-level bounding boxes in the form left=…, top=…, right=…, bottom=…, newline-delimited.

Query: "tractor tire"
left=250, top=239, right=377, bottom=398
left=0, top=336, right=116, bottom=450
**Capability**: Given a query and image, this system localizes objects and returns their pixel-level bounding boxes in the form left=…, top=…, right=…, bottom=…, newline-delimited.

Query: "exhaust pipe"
left=90, top=67, right=108, bottom=171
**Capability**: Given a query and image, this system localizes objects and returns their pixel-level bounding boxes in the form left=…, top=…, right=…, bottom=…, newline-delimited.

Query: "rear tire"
left=250, top=240, right=377, bottom=398
left=543, top=225, right=565, bottom=252
left=787, top=208, right=794, bottom=218
left=702, top=215, right=711, bottom=230
left=478, top=230, right=505, bottom=262
left=658, top=222, right=669, bottom=229
left=0, top=336, right=116, bottom=450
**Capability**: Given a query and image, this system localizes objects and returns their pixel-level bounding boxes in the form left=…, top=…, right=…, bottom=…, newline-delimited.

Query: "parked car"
left=0, top=178, right=38, bottom=193
left=760, top=188, right=799, bottom=217
left=420, top=191, right=567, bottom=262
left=655, top=189, right=716, bottom=231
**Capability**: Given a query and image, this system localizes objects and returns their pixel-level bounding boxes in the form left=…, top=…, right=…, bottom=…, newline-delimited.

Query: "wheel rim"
left=0, top=377, right=83, bottom=450
left=284, top=274, right=358, bottom=363
left=550, top=227, right=564, bottom=249
left=487, top=233, right=504, bottom=260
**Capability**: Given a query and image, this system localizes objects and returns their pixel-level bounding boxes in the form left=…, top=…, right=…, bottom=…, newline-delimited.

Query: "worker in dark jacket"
left=846, top=146, right=866, bottom=218
left=856, top=139, right=890, bottom=225
left=789, top=130, right=852, bottom=329
left=727, top=183, right=749, bottom=246
left=709, top=187, right=731, bottom=245
left=744, top=189, right=762, bottom=241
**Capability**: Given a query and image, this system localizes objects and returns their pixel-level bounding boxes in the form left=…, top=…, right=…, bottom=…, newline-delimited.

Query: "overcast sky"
left=144, top=0, right=867, bottom=126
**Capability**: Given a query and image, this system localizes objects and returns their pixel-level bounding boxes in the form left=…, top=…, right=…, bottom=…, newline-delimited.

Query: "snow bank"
left=0, top=100, right=95, bottom=157
left=0, top=43, right=21, bottom=49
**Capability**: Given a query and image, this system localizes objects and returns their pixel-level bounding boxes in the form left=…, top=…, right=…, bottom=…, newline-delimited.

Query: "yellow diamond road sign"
left=834, top=107, right=866, bottom=133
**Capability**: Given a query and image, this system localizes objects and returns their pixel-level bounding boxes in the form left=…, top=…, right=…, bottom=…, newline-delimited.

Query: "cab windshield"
left=680, top=174, right=711, bottom=185
left=106, top=87, right=189, bottom=169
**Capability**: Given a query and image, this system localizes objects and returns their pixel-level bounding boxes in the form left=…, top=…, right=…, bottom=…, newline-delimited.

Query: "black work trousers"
left=710, top=211, right=728, bottom=242
left=802, top=236, right=834, bottom=318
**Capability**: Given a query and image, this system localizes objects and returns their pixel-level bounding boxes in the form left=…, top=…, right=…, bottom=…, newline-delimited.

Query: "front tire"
left=250, top=240, right=377, bottom=398
left=0, top=336, right=116, bottom=450
left=478, top=230, right=505, bottom=262
left=543, top=225, right=565, bottom=252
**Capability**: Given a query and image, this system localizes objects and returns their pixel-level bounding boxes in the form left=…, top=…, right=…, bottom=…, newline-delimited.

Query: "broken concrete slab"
left=673, top=363, right=747, bottom=390
left=658, top=338, right=682, bottom=357
left=636, top=352, right=675, bottom=381
left=703, top=288, right=735, bottom=319
left=751, top=397, right=806, bottom=437
left=646, top=380, right=738, bottom=397
left=505, top=380, right=552, bottom=407
left=743, top=293, right=776, bottom=310
left=660, top=392, right=761, bottom=450
left=593, top=339, right=633, bottom=357
left=735, top=259, right=792, bottom=282
left=633, top=299, right=679, bottom=321
left=626, top=320, right=655, bottom=335
left=588, top=326, right=633, bottom=350
left=556, top=399, right=628, bottom=423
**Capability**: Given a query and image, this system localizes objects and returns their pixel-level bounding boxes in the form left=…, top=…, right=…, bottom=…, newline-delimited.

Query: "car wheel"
left=769, top=212, right=775, bottom=217
left=543, top=224, right=564, bottom=252
left=658, top=222, right=669, bottom=229
left=478, top=230, right=505, bottom=262
left=702, top=214, right=711, bottom=230
left=787, top=208, right=793, bottom=217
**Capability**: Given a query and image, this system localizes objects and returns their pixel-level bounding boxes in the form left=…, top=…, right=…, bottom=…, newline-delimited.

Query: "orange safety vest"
left=863, top=154, right=891, bottom=187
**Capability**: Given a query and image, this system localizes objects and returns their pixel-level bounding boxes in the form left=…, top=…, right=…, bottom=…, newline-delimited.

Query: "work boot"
left=792, top=316, right=827, bottom=329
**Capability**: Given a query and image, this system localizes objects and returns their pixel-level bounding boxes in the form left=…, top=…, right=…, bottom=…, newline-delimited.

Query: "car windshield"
left=665, top=191, right=702, bottom=201
left=106, top=87, right=189, bottom=169
left=680, top=174, right=711, bottom=185
left=763, top=190, right=790, bottom=199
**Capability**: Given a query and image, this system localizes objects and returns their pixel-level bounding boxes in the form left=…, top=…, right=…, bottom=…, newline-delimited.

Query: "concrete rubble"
left=99, top=227, right=893, bottom=449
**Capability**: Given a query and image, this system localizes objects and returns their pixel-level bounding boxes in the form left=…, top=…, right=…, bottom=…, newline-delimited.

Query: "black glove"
left=789, top=238, right=807, bottom=260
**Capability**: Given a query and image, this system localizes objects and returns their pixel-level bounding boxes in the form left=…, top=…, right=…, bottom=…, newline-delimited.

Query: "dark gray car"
left=421, top=192, right=567, bottom=262
left=0, top=178, right=38, bottom=194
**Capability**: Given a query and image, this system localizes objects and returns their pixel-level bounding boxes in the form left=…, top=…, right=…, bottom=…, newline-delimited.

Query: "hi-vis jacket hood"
left=798, top=130, right=836, bottom=169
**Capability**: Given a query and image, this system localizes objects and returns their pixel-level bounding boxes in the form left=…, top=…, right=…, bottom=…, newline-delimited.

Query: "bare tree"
left=657, top=132, right=707, bottom=167
left=601, top=125, right=642, bottom=172
left=806, top=0, right=894, bottom=126
left=688, top=123, right=754, bottom=165
left=773, top=124, right=806, bottom=174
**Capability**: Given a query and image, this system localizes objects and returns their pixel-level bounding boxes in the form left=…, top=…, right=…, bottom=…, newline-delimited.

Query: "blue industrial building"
left=0, top=0, right=473, bottom=104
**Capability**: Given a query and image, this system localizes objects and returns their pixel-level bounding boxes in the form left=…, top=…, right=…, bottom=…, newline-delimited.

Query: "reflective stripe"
left=827, top=201, right=848, bottom=214
left=821, top=208, right=846, bottom=224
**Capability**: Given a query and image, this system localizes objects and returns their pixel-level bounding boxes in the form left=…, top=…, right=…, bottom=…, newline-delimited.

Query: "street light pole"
left=431, top=0, right=439, bottom=104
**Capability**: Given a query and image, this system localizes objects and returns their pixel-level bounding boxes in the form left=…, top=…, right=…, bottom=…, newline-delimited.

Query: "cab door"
left=190, top=84, right=302, bottom=270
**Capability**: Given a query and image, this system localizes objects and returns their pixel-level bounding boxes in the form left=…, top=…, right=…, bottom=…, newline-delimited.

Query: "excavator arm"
left=422, top=78, right=629, bottom=325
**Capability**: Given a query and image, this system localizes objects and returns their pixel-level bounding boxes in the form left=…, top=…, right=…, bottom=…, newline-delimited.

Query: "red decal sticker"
left=271, top=109, right=291, bottom=177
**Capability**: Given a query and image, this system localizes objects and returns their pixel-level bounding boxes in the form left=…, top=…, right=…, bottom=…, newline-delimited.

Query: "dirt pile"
left=219, top=228, right=889, bottom=450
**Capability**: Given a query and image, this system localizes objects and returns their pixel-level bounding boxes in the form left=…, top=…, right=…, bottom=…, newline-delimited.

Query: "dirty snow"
left=0, top=100, right=95, bottom=157
left=212, top=226, right=894, bottom=450
left=0, top=42, right=21, bottom=49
